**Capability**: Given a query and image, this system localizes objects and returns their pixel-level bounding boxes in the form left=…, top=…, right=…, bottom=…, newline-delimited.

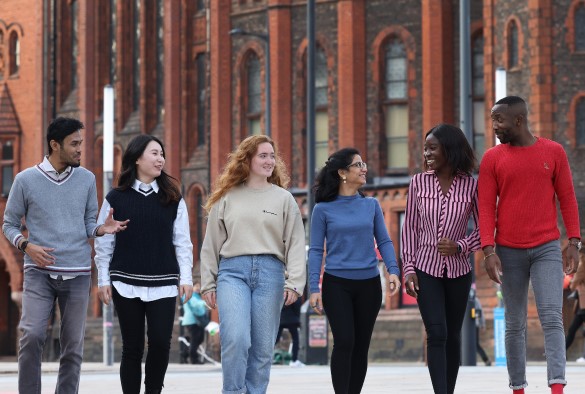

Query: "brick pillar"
left=527, top=0, right=554, bottom=139
left=163, top=0, right=181, bottom=178
left=210, top=0, right=232, bottom=185
left=79, top=0, right=96, bottom=169
left=337, top=0, right=366, bottom=155
left=483, top=0, right=496, bottom=149
left=421, top=0, right=454, bottom=137
left=268, top=0, right=293, bottom=169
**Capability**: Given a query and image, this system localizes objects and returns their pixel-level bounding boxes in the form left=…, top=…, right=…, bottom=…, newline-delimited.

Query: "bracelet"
left=483, top=252, right=496, bottom=261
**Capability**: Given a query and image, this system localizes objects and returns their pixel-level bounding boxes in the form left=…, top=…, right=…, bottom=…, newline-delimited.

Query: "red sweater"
left=478, top=137, right=580, bottom=249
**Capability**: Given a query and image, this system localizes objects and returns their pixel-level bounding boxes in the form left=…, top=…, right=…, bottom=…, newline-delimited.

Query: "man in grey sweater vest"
left=2, top=117, right=128, bottom=394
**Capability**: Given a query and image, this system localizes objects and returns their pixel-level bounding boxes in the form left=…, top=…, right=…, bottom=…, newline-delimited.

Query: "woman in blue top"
left=308, top=148, right=401, bottom=394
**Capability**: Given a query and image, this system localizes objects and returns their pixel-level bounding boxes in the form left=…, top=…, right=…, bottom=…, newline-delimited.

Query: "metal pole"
left=265, top=29, right=271, bottom=137
left=459, top=0, right=476, bottom=366
left=494, top=67, right=506, bottom=145
left=102, top=85, right=115, bottom=366
left=306, top=0, right=316, bottom=231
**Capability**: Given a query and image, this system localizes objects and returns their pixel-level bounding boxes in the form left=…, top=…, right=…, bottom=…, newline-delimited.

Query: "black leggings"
left=565, top=310, right=585, bottom=350
left=322, top=272, right=382, bottom=394
left=112, top=287, right=177, bottom=393
left=415, top=268, right=471, bottom=394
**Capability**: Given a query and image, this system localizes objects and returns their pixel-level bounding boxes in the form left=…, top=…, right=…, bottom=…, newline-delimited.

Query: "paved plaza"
left=0, top=362, right=584, bottom=393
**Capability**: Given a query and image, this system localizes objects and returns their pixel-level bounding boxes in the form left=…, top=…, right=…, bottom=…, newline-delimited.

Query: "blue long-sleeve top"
left=308, top=194, right=400, bottom=293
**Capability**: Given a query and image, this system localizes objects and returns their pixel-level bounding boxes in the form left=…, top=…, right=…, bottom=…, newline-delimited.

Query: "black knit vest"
left=107, top=188, right=180, bottom=287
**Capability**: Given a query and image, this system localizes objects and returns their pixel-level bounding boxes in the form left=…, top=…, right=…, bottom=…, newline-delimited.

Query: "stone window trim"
left=503, top=16, right=523, bottom=72
left=565, top=0, right=585, bottom=54
left=567, top=92, right=585, bottom=149
left=371, top=26, right=416, bottom=176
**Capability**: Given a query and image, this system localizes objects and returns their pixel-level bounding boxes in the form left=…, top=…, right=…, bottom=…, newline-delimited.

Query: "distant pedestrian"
left=565, top=251, right=585, bottom=361
left=181, top=282, right=209, bottom=364
left=275, top=297, right=304, bottom=367
left=474, top=296, right=491, bottom=366
left=479, top=96, right=581, bottom=394
left=402, top=124, right=480, bottom=394
left=95, top=134, right=193, bottom=394
left=200, top=135, right=306, bottom=394
left=2, top=117, right=128, bottom=393
left=308, top=148, right=401, bottom=394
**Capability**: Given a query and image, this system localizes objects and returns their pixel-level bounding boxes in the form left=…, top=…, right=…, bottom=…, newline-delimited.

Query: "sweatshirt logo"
left=262, top=210, right=277, bottom=216
left=544, top=162, right=549, bottom=170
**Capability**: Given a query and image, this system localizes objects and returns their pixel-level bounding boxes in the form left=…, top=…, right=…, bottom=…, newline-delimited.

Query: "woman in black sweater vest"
left=95, top=135, right=194, bottom=394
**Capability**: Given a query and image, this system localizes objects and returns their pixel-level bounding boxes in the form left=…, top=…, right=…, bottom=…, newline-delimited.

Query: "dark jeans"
left=566, top=310, right=585, bottom=350
left=112, top=287, right=177, bottom=393
left=187, top=324, right=205, bottom=363
left=276, top=323, right=300, bottom=361
left=322, top=272, right=382, bottom=394
left=416, top=268, right=472, bottom=394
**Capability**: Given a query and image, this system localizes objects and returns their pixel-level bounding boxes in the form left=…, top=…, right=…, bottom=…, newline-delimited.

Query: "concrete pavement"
left=1, top=362, right=584, bottom=393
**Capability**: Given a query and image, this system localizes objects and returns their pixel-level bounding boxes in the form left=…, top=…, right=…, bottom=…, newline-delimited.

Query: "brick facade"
left=0, top=0, right=584, bottom=363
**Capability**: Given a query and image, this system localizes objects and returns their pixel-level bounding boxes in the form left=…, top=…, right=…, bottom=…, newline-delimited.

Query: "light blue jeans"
left=18, top=269, right=90, bottom=394
left=498, top=240, right=566, bottom=390
left=216, top=255, right=285, bottom=394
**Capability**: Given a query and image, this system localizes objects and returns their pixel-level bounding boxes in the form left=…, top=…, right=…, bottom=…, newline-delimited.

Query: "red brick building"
left=1, top=0, right=584, bottom=362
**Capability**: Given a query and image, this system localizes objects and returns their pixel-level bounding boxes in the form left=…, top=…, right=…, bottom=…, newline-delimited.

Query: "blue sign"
left=493, top=307, right=506, bottom=366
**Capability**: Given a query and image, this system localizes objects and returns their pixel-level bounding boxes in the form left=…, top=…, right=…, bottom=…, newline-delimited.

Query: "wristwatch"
left=20, top=240, right=29, bottom=253
left=569, top=239, right=582, bottom=251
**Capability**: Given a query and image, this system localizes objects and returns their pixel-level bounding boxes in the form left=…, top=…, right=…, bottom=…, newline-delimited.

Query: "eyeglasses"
left=347, top=161, right=367, bottom=169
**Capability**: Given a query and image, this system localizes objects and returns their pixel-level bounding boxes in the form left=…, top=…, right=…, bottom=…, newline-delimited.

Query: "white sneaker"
left=576, top=357, right=585, bottom=363
left=289, top=360, right=306, bottom=367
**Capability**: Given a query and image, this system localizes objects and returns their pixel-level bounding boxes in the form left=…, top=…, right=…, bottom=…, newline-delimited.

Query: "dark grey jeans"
left=18, top=269, right=90, bottom=394
left=497, top=240, right=566, bottom=390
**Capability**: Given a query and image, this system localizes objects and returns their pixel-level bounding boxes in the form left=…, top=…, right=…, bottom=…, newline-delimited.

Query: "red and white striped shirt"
left=401, top=171, right=480, bottom=279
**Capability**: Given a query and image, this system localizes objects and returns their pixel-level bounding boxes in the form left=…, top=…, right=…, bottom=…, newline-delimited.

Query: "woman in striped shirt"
left=401, top=124, right=480, bottom=394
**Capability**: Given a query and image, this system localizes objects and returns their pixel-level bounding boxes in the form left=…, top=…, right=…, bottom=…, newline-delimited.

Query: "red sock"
left=513, top=389, right=525, bottom=394
left=550, top=383, right=564, bottom=394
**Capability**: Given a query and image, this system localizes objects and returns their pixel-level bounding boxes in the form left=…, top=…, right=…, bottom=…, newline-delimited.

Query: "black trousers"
left=276, top=323, right=300, bottom=361
left=322, top=272, right=382, bottom=394
left=415, top=268, right=471, bottom=394
left=565, top=309, right=585, bottom=350
left=187, top=324, right=205, bottom=363
left=112, top=287, right=177, bottom=393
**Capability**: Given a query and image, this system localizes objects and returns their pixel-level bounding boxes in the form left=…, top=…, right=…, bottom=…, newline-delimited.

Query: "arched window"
left=0, top=31, right=4, bottom=80
left=577, top=97, right=585, bottom=146
left=246, top=53, right=262, bottom=135
left=1, top=139, right=14, bottom=197
left=9, top=31, right=19, bottom=76
left=472, top=35, right=485, bottom=162
left=196, top=54, right=207, bottom=146
left=315, top=46, right=329, bottom=169
left=383, top=38, right=408, bottom=172
left=71, top=0, right=79, bottom=88
left=133, top=0, right=141, bottom=111
left=156, top=0, right=164, bottom=121
left=576, top=4, right=585, bottom=51
left=508, top=21, right=518, bottom=69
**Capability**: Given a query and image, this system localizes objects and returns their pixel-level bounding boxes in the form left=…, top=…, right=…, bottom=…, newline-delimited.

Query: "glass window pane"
left=385, top=39, right=407, bottom=100
left=247, top=55, right=261, bottom=114
left=249, top=118, right=261, bottom=136
left=509, top=22, right=518, bottom=68
left=576, top=6, right=585, bottom=51
left=110, top=0, right=117, bottom=84
left=385, top=105, right=408, bottom=169
left=133, top=0, right=141, bottom=111
left=2, top=165, right=13, bottom=196
left=577, top=98, right=585, bottom=146
left=197, top=54, right=206, bottom=146
left=0, top=32, right=4, bottom=79
left=473, top=100, right=485, bottom=162
left=71, top=0, right=79, bottom=88
left=156, top=0, right=164, bottom=121
left=315, top=48, right=328, bottom=107
left=472, top=36, right=484, bottom=96
left=315, top=111, right=329, bottom=171
left=2, top=141, right=13, bottom=160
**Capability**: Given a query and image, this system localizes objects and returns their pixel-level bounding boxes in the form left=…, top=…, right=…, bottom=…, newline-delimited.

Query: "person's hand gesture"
left=405, top=273, right=419, bottom=299
left=203, top=290, right=217, bottom=309
left=309, top=292, right=323, bottom=315
left=388, top=274, right=401, bottom=296
left=98, top=208, right=130, bottom=235
left=180, top=284, right=194, bottom=304
left=98, top=285, right=112, bottom=305
left=438, top=237, right=458, bottom=256
left=283, top=289, right=298, bottom=306
left=25, top=243, right=56, bottom=267
left=484, top=252, right=503, bottom=284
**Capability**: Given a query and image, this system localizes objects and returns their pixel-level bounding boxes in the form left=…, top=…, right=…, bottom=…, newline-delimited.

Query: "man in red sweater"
left=478, top=96, right=581, bottom=394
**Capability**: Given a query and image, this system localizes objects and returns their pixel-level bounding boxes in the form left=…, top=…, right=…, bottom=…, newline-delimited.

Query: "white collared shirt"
left=94, top=179, right=193, bottom=301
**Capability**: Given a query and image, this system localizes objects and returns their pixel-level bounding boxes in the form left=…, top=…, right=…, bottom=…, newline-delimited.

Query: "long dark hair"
left=424, top=124, right=476, bottom=176
left=313, top=147, right=365, bottom=203
left=115, top=135, right=182, bottom=205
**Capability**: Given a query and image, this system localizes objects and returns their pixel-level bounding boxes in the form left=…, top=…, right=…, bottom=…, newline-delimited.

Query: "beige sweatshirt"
left=200, top=184, right=306, bottom=295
